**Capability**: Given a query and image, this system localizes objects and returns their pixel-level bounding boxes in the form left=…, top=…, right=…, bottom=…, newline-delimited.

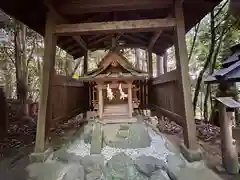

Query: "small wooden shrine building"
left=80, top=50, right=148, bottom=119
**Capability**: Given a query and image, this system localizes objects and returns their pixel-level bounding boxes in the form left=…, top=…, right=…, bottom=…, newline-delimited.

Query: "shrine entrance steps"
left=103, top=104, right=129, bottom=119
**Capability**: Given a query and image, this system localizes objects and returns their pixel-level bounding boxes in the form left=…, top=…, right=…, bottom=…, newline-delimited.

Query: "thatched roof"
left=0, top=0, right=221, bottom=58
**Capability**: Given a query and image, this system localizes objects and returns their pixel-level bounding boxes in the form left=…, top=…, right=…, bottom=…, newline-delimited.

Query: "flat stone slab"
left=134, top=155, right=165, bottom=177
left=81, top=154, right=105, bottom=173
left=103, top=123, right=151, bottom=149
left=26, top=162, right=85, bottom=180
left=150, top=170, right=169, bottom=180
left=99, top=117, right=138, bottom=124
left=90, top=123, right=103, bottom=154
left=53, top=149, right=82, bottom=163
left=104, top=152, right=148, bottom=180
left=169, top=167, right=222, bottom=180
left=29, top=148, right=53, bottom=163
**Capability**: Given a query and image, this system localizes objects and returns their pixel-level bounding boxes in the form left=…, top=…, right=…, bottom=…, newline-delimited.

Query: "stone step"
left=103, top=115, right=129, bottom=120
left=104, top=110, right=128, bottom=113
left=103, top=112, right=129, bottom=116
left=104, top=111, right=128, bottom=115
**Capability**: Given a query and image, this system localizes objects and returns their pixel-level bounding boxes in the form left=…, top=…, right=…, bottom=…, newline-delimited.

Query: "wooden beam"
left=57, top=0, right=173, bottom=14
left=35, top=12, right=56, bottom=153
left=174, top=0, right=198, bottom=150
left=122, top=34, right=148, bottom=45
left=58, top=38, right=73, bottom=47
left=148, top=31, right=163, bottom=49
left=90, top=44, right=147, bottom=51
left=72, top=36, right=87, bottom=51
left=88, top=35, right=113, bottom=47
left=64, top=43, right=79, bottom=51
left=44, top=0, right=88, bottom=51
left=55, top=18, right=176, bottom=35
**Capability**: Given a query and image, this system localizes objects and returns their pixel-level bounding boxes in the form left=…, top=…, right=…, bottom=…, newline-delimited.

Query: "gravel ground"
left=67, top=125, right=173, bottom=163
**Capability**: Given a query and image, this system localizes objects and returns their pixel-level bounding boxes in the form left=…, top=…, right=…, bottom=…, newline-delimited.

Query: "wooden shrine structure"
left=0, top=0, right=222, bottom=162
left=205, top=44, right=240, bottom=174
left=80, top=49, right=148, bottom=119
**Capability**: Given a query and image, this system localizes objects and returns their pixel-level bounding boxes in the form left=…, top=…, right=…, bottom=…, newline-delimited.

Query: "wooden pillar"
left=219, top=104, right=239, bottom=174
left=97, top=84, right=103, bottom=119
left=148, top=49, right=153, bottom=78
left=163, top=51, right=168, bottom=73
left=35, top=12, right=56, bottom=153
left=135, top=48, right=141, bottom=69
left=156, top=55, right=164, bottom=76
left=128, top=83, right=133, bottom=118
left=84, top=51, right=88, bottom=75
left=174, top=0, right=198, bottom=150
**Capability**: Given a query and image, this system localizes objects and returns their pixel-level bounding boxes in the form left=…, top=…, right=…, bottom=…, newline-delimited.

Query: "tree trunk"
left=193, top=11, right=215, bottom=115
left=188, top=23, right=200, bottom=61
left=14, top=22, right=28, bottom=115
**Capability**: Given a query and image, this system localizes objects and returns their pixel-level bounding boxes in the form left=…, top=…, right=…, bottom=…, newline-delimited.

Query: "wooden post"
left=128, top=83, right=133, bottom=118
left=148, top=49, right=153, bottom=78
left=98, top=84, right=103, bottom=119
left=83, top=51, right=89, bottom=116
left=174, top=0, right=198, bottom=150
left=163, top=51, right=168, bottom=73
left=156, top=55, right=164, bottom=76
left=135, top=48, right=140, bottom=69
left=35, top=12, right=56, bottom=153
left=84, top=51, right=88, bottom=74
left=219, top=104, right=239, bottom=174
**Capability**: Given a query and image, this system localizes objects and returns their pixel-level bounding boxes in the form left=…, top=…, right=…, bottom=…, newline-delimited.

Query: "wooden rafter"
left=44, top=0, right=88, bottom=51
left=64, top=43, right=79, bottom=51
left=122, top=34, right=147, bottom=45
left=55, top=18, right=176, bottom=35
left=88, top=35, right=113, bottom=47
left=58, top=38, right=73, bottom=47
left=56, top=0, right=173, bottom=14
left=148, top=31, right=163, bottom=49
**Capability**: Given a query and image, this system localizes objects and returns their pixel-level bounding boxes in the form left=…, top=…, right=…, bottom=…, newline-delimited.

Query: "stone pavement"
left=25, top=116, right=223, bottom=180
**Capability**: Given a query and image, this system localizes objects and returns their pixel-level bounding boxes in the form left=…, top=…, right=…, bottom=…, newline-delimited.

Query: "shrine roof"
left=80, top=50, right=148, bottom=81
left=205, top=44, right=240, bottom=83
left=0, top=0, right=221, bottom=58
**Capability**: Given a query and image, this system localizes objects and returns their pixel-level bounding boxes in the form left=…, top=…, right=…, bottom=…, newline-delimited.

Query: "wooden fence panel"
left=50, top=75, right=87, bottom=124
left=149, top=70, right=184, bottom=125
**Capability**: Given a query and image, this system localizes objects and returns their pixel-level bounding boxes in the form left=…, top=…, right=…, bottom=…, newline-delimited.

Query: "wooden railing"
left=50, top=75, right=88, bottom=123
left=149, top=70, right=184, bottom=125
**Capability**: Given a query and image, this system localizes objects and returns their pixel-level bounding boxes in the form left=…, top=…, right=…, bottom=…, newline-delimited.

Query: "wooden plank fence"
left=50, top=75, right=88, bottom=124
left=149, top=70, right=184, bottom=125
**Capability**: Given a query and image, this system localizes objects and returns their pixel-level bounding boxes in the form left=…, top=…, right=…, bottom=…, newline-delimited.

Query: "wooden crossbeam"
left=122, top=34, right=147, bottom=45
left=88, top=35, right=113, bottom=47
left=44, top=0, right=88, bottom=51
left=58, top=38, right=73, bottom=47
left=57, top=0, right=173, bottom=14
left=148, top=31, right=163, bottom=49
left=55, top=18, right=176, bottom=35
left=90, top=44, right=147, bottom=51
